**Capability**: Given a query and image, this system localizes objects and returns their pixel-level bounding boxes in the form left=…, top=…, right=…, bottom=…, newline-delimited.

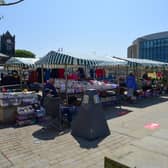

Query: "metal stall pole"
left=20, top=66, right=23, bottom=90
left=65, top=64, right=68, bottom=104
left=41, top=64, right=44, bottom=85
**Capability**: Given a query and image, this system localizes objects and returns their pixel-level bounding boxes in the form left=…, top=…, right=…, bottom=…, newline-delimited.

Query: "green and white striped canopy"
left=36, top=51, right=97, bottom=67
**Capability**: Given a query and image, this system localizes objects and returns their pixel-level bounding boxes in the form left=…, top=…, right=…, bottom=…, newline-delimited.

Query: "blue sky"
left=0, top=0, right=168, bottom=59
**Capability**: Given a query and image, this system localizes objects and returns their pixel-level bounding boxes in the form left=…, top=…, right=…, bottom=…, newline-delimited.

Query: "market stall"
left=112, top=56, right=168, bottom=98
left=0, top=57, right=47, bottom=125
left=4, top=57, right=39, bottom=88
left=35, top=51, right=98, bottom=103
left=92, top=59, right=128, bottom=105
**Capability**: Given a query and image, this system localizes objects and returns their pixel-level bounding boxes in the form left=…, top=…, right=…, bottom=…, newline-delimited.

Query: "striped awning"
left=36, top=51, right=97, bottom=67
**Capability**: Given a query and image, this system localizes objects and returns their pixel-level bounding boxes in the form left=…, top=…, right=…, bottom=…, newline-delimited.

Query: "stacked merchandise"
left=55, top=79, right=84, bottom=94
left=0, top=92, right=46, bottom=124
left=54, top=79, right=118, bottom=94
left=16, top=105, right=36, bottom=126
left=16, top=104, right=46, bottom=126
left=89, top=80, right=118, bottom=91
left=100, top=90, right=119, bottom=106
left=0, top=92, right=22, bottom=107
left=16, top=93, right=38, bottom=126
left=16, top=105, right=46, bottom=126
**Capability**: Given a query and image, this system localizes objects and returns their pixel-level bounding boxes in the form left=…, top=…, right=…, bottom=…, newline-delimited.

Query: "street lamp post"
left=0, top=0, right=24, bottom=6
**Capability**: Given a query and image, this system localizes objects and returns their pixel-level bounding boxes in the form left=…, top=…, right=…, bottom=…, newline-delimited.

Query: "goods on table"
left=54, top=79, right=118, bottom=94
left=16, top=104, right=46, bottom=126
left=0, top=92, right=45, bottom=125
left=0, top=92, right=38, bottom=107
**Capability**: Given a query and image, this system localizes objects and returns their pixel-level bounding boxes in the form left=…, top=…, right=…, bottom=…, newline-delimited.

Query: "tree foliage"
left=15, top=49, right=36, bottom=58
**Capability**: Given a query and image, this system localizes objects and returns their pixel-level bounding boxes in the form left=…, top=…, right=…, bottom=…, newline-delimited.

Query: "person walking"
left=126, top=72, right=137, bottom=102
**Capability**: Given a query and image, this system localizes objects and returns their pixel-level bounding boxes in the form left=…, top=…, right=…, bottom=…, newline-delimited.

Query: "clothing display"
left=50, top=69, right=59, bottom=78
left=90, top=69, right=94, bottom=79
left=78, top=68, right=85, bottom=79
left=2, top=75, right=20, bottom=85
left=29, top=71, right=38, bottom=83
left=54, top=79, right=118, bottom=94
left=58, top=69, right=65, bottom=78
left=45, top=69, right=51, bottom=81
left=37, top=68, right=42, bottom=83
left=95, top=69, right=105, bottom=79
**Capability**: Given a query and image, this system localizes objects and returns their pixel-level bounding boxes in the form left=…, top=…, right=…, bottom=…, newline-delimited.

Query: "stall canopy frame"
left=5, top=57, right=39, bottom=69
left=112, top=56, right=168, bottom=67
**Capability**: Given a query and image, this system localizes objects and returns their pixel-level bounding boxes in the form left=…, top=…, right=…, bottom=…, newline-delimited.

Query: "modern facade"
left=128, top=31, right=168, bottom=62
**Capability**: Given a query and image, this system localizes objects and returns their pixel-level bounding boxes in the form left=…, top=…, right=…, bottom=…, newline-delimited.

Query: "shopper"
left=126, top=72, right=137, bottom=101
left=43, top=77, right=58, bottom=97
left=142, top=72, right=148, bottom=80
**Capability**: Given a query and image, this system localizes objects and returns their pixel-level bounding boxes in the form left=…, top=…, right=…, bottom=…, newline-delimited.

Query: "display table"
left=99, top=88, right=121, bottom=106
left=0, top=92, right=38, bottom=124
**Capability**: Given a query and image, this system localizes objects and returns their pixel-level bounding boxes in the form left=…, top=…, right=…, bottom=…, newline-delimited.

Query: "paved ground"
left=0, top=96, right=168, bottom=168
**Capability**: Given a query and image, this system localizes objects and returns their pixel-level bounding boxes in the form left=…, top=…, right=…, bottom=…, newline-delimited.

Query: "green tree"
left=15, top=49, right=36, bottom=58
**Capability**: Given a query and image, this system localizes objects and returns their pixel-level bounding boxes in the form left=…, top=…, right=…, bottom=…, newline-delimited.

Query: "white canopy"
left=112, top=56, right=168, bottom=66
left=0, top=53, right=9, bottom=58
left=5, top=57, right=39, bottom=66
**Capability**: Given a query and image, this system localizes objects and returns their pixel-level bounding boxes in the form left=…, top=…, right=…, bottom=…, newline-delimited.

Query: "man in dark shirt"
left=43, top=78, right=58, bottom=97
left=41, top=77, right=58, bottom=107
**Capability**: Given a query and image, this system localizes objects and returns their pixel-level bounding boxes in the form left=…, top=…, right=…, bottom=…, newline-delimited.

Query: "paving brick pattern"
left=0, top=123, right=134, bottom=168
left=2, top=97, right=167, bottom=168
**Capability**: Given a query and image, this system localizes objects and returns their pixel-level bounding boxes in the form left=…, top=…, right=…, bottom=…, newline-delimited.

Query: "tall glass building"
left=128, top=32, right=168, bottom=62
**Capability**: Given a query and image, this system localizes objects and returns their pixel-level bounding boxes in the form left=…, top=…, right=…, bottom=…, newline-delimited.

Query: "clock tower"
left=0, top=31, right=15, bottom=57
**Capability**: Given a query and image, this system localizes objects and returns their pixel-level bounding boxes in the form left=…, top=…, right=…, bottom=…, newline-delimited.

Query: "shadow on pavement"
left=0, top=123, right=22, bottom=129
left=125, top=96, right=168, bottom=108
left=73, top=136, right=107, bottom=149
left=32, top=127, right=70, bottom=140
left=103, top=106, right=132, bottom=120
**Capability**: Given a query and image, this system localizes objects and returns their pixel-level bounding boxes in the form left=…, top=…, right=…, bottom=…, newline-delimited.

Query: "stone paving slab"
left=0, top=152, right=13, bottom=168
left=152, top=129, right=168, bottom=140
left=108, top=145, right=168, bottom=168
left=131, top=135, right=168, bottom=157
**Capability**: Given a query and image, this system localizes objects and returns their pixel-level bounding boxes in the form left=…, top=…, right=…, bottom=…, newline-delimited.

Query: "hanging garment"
left=96, top=69, right=105, bottom=79
left=37, top=68, right=42, bottom=83
left=45, top=69, right=51, bottom=81
left=51, top=69, right=59, bottom=78
left=78, top=68, right=85, bottom=79
left=58, top=68, right=65, bottom=78
left=90, top=69, right=94, bottom=79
